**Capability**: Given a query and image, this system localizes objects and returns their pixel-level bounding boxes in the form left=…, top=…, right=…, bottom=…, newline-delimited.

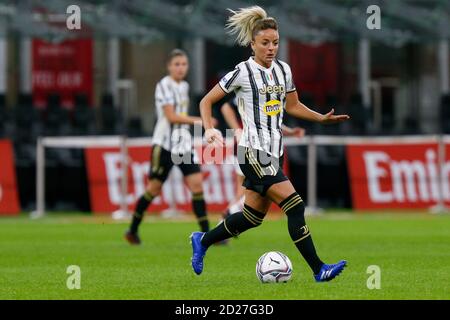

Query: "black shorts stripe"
left=225, top=68, right=241, bottom=90
left=259, top=69, right=273, bottom=155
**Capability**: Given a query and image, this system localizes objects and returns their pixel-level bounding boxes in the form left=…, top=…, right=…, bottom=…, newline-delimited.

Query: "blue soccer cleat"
left=314, top=260, right=347, bottom=282
left=190, top=232, right=207, bottom=275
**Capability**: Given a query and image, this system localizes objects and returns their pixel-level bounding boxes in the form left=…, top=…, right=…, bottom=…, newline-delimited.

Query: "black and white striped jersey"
left=153, top=75, right=191, bottom=154
left=219, top=57, right=296, bottom=158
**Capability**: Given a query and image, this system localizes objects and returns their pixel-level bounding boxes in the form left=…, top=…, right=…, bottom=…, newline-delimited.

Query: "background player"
left=125, top=49, right=213, bottom=245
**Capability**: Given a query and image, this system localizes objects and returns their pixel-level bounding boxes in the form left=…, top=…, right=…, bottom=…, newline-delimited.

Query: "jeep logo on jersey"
left=259, top=84, right=285, bottom=95
left=263, top=100, right=282, bottom=116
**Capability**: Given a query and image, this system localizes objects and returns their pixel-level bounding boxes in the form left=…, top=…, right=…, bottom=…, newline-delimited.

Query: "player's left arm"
left=285, top=90, right=350, bottom=124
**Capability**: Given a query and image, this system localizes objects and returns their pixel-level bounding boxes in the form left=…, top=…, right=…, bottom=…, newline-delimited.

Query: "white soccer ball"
left=256, top=251, right=293, bottom=283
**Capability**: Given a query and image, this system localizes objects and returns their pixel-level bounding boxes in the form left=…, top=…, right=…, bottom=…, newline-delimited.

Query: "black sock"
left=129, top=192, right=154, bottom=234
left=192, top=192, right=209, bottom=232
left=279, top=193, right=324, bottom=274
left=201, top=204, right=265, bottom=248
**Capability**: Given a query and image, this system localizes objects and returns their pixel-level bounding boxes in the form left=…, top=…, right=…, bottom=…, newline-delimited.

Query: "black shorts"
left=237, top=146, right=288, bottom=196
left=148, top=145, right=201, bottom=182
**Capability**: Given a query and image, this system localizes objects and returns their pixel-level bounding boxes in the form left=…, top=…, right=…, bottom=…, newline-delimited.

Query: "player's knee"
left=279, top=192, right=305, bottom=216
left=187, top=179, right=203, bottom=194
left=146, top=181, right=162, bottom=196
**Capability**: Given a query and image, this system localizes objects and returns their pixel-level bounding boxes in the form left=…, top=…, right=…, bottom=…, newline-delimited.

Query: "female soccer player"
left=190, top=6, right=350, bottom=282
left=125, top=49, right=211, bottom=245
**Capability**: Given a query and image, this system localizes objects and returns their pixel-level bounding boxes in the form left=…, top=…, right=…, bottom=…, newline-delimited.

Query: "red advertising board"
left=85, top=145, right=288, bottom=214
left=0, top=140, right=21, bottom=214
left=32, top=39, right=93, bottom=109
left=347, top=143, right=450, bottom=210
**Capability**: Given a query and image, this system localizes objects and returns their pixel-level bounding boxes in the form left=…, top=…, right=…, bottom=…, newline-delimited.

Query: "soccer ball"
left=256, top=251, right=293, bottom=283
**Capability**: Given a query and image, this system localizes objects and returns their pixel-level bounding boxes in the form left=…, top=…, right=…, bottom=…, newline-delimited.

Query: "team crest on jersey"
left=263, top=99, right=281, bottom=116
left=259, top=84, right=285, bottom=95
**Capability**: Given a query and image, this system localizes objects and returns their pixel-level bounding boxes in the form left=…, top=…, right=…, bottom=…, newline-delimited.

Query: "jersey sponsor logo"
left=259, top=84, right=285, bottom=95
left=263, top=99, right=282, bottom=116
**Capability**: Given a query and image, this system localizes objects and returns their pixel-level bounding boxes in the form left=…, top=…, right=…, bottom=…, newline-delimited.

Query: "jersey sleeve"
left=285, top=64, right=296, bottom=93
left=155, top=81, right=175, bottom=107
left=218, top=66, right=243, bottom=94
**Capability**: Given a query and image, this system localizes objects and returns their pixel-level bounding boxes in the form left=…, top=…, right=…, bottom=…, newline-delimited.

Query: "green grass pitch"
left=1, top=211, right=449, bottom=300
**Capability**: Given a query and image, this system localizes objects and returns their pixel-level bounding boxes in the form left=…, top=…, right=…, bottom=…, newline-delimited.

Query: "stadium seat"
left=44, top=93, right=71, bottom=136
left=0, top=94, right=11, bottom=138
left=73, top=93, right=96, bottom=135
left=400, top=115, right=422, bottom=135
left=440, top=94, right=450, bottom=134
left=380, top=115, right=395, bottom=135
left=99, top=93, right=121, bottom=135
left=346, top=93, right=370, bottom=135
left=13, top=94, right=43, bottom=144
left=128, top=117, right=144, bottom=137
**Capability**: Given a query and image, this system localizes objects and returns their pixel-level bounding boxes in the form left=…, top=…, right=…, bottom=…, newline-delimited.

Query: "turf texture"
left=0, top=212, right=449, bottom=300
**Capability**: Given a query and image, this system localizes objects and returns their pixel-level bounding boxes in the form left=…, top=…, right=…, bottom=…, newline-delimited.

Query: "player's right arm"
left=163, top=104, right=203, bottom=126
left=201, top=66, right=243, bottom=145
left=200, top=84, right=227, bottom=145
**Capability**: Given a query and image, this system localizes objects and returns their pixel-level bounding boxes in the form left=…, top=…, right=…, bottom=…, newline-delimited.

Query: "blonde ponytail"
left=226, top=6, right=277, bottom=47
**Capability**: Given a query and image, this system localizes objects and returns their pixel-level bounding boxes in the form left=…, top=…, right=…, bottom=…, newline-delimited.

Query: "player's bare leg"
left=185, top=172, right=210, bottom=232
left=224, top=175, right=245, bottom=217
